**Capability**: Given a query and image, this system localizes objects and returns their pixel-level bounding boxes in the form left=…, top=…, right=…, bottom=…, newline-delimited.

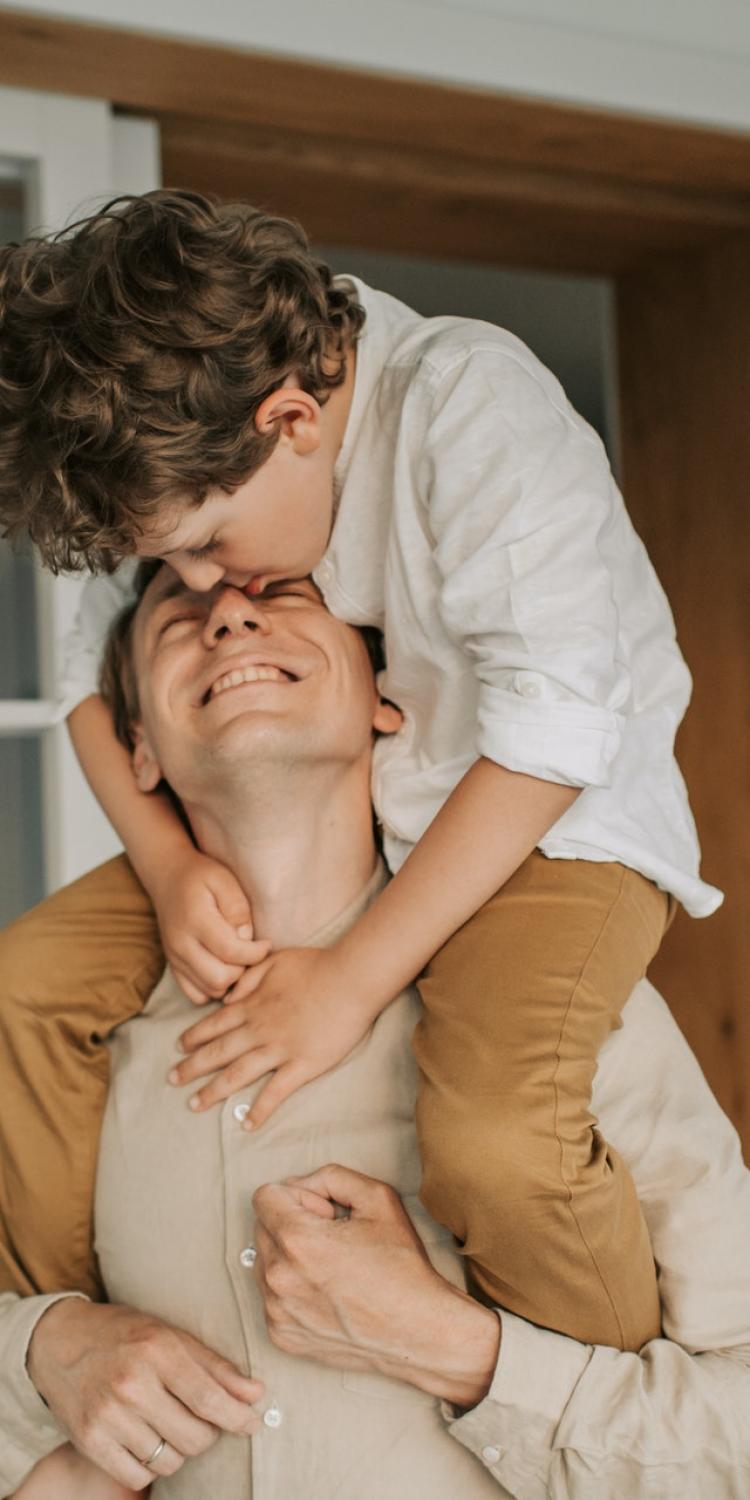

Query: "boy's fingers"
left=170, top=1029, right=251, bottom=1086
left=205, top=867, right=252, bottom=929
left=247, top=1063, right=310, bottom=1129
left=178, top=1003, right=248, bottom=1054
left=188, top=1048, right=279, bottom=1111
left=223, top=959, right=273, bottom=1004
left=172, top=968, right=211, bottom=1006
left=184, top=945, right=245, bottom=999
left=198, top=917, right=271, bottom=969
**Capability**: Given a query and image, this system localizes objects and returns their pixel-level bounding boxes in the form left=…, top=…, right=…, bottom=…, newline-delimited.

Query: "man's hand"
left=252, top=1165, right=501, bottom=1408
left=150, top=848, right=270, bottom=1004
left=27, top=1300, right=264, bottom=1492
left=169, top=946, right=381, bottom=1125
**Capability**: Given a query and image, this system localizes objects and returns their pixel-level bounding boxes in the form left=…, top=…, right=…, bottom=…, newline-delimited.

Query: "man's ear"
left=131, top=725, right=163, bottom=793
left=373, top=697, right=403, bottom=737
left=254, top=383, right=321, bottom=456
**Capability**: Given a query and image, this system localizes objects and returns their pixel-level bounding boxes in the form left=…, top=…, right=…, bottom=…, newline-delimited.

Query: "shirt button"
left=239, top=1246, right=257, bottom=1268
left=263, top=1403, right=283, bottom=1429
left=233, top=1102, right=250, bottom=1122
left=482, top=1445, right=502, bottom=1465
left=519, top=680, right=540, bottom=700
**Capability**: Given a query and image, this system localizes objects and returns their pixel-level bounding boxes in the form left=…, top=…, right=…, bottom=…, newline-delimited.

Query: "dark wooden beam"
left=160, top=114, right=750, bottom=276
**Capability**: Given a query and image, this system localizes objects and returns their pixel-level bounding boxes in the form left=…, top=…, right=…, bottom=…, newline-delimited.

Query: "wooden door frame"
left=1, top=9, right=748, bottom=1147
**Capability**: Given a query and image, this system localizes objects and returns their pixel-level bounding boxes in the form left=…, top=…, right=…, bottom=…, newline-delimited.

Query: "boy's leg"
left=0, top=856, right=163, bottom=1300
left=414, top=851, right=669, bottom=1352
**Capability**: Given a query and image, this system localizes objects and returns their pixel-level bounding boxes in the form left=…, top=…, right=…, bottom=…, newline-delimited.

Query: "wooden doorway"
left=1, top=9, right=748, bottom=1149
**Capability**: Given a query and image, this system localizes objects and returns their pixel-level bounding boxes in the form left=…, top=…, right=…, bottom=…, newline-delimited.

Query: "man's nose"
left=203, top=587, right=271, bottom=645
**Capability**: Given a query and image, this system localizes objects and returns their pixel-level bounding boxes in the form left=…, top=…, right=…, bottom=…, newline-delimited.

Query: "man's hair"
left=99, top=564, right=386, bottom=756
left=0, top=190, right=365, bottom=573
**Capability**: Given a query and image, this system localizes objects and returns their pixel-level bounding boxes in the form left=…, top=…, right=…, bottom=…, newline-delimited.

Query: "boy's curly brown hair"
left=0, top=189, right=364, bottom=573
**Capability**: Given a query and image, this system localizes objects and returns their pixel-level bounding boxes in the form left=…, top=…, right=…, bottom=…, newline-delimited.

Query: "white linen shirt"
left=59, top=278, right=721, bottom=916
left=0, top=874, right=748, bottom=1499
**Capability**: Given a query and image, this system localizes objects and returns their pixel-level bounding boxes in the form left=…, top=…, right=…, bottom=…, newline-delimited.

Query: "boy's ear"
left=373, top=697, right=403, bottom=736
left=131, top=725, right=163, bottom=793
left=254, top=384, right=321, bottom=456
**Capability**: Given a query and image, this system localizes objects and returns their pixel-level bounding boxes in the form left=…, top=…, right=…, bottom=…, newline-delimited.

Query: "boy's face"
left=134, top=397, right=337, bottom=595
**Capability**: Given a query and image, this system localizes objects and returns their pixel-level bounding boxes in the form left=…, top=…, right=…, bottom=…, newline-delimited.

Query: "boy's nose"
left=203, top=586, right=271, bottom=645
left=171, top=556, right=225, bottom=592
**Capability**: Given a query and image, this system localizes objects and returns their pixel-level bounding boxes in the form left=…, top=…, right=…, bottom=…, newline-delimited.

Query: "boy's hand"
left=150, top=849, right=271, bottom=1005
left=169, top=946, right=381, bottom=1124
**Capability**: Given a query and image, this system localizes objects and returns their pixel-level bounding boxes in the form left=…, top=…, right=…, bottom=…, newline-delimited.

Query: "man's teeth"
left=211, top=665, right=290, bottom=698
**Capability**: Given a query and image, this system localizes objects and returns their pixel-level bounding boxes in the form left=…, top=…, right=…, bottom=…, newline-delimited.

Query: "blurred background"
left=0, top=0, right=748, bottom=1147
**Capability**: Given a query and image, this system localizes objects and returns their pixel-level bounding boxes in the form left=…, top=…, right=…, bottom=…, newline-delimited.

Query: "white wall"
left=8, top=0, right=750, bottom=132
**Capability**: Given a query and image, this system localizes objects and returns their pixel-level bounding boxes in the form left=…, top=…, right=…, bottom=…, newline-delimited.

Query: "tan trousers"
left=0, top=855, right=161, bottom=1299
left=414, top=850, right=671, bottom=1352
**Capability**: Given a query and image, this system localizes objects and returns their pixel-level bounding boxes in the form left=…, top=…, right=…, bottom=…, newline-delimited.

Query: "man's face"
left=130, top=567, right=397, bottom=801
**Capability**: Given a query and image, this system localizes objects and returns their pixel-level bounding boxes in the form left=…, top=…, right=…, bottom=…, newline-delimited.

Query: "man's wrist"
left=378, top=1278, right=501, bottom=1409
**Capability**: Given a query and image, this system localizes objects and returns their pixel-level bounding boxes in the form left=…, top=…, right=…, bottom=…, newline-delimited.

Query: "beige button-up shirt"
left=1, top=864, right=748, bottom=1497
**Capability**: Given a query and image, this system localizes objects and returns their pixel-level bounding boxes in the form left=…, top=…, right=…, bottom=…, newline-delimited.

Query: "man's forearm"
left=336, top=757, right=579, bottom=1018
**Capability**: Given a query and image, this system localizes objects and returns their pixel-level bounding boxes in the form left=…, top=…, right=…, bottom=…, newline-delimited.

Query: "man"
left=1, top=568, right=749, bottom=1498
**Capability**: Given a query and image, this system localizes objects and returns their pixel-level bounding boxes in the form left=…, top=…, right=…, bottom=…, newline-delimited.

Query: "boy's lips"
left=244, top=576, right=268, bottom=597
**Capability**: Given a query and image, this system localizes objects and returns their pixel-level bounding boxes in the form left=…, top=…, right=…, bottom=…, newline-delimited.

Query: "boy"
left=0, top=190, right=721, bottom=1349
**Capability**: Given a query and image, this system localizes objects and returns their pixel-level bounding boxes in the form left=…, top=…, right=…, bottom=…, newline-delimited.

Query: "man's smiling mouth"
left=204, top=663, right=298, bottom=704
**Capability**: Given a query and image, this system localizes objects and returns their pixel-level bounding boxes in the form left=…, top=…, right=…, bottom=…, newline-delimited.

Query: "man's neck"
left=183, top=759, right=377, bottom=949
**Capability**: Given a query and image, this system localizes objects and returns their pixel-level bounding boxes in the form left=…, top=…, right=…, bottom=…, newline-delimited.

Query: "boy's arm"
left=68, top=696, right=269, bottom=1004
left=333, top=757, right=579, bottom=1014
left=171, top=759, right=578, bottom=1120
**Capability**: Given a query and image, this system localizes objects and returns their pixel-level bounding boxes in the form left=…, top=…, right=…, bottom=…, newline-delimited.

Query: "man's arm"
left=0, top=1291, right=86, bottom=1498
left=252, top=978, right=750, bottom=1500
left=0, top=1289, right=264, bottom=1498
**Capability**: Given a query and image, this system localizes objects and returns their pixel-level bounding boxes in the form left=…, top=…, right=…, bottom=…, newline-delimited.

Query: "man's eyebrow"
left=144, top=575, right=197, bottom=620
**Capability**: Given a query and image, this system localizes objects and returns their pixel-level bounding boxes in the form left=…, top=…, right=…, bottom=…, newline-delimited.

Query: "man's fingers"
left=82, top=1438, right=154, bottom=1492
left=247, top=1063, right=310, bottom=1129
left=168, top=1353, right=262, bottom=1437
left=109, top=1412, right=184, bottom=1480
left=128, top=1385, right=219, bottom=1460
left=282, top=1163, right=397, bottom=1217
left=193, top=1345, right=265, bottom=1409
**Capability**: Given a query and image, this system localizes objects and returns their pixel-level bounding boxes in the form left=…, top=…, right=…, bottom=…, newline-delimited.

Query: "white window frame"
left=0, top=87, right=160, bottom=893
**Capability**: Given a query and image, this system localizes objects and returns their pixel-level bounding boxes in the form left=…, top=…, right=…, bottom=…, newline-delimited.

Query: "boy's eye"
left=184, top=537, right=220, bottom=561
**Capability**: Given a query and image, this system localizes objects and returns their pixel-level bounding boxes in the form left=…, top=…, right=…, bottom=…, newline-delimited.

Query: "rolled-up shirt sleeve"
left=0, top=1291, right=87, bottom=1497
left=57, top=561, right=139, bottom=720
left=421, top=351, right=627, bottom=788
left=448, top=1314, right=750, bottom=1499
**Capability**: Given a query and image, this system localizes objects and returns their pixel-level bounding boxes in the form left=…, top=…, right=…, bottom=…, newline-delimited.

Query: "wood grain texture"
left=617, top=239, right=750, bottom=1155
left=159, top=115, right=750, bottom=276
